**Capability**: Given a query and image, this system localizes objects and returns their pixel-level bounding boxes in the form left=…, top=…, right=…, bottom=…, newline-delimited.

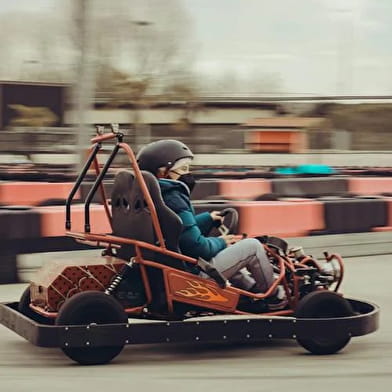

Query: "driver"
left=137, top=139, right=287, bottom=310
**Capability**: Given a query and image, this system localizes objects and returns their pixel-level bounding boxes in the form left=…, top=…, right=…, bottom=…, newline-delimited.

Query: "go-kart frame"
left=0, top=125, right=380, bottom=364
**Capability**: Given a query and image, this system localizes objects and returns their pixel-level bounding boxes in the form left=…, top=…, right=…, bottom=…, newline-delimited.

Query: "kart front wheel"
left=55, top=291, right=128, bottom=365
left=295, top=291, right=355, bottom=355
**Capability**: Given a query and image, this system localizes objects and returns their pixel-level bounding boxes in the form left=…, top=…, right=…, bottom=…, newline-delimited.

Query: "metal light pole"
left=73, top=0, right=96, bottom=173
left=131, top=20, right=152, bottom=152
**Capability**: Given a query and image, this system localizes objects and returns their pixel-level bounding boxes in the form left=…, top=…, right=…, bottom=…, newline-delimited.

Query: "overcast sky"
left=182, top=0, right=392, bottom=95
left=1, top=0, right=392, bottom=96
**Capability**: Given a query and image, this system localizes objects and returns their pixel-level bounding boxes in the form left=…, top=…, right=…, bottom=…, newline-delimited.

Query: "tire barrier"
left=0, top=250, right=18, bottom=284
left=0, top=206, right=41, bottom=284
left=317, top=197, right=388, bottom=234
left=373, top=197, right=392, bottom=232
left=385, top=197, right=392, bottom=226
left=0, top=206, right=41, bottom=240
left=271, top=177, right=349, bottom=198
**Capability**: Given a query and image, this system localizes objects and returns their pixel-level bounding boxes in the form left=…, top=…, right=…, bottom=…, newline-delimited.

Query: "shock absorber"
left=105, top=258, right=135, bottom=295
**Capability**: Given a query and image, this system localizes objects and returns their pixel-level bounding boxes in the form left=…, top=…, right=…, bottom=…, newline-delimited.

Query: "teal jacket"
left=159, top=179, right=226, bottom=260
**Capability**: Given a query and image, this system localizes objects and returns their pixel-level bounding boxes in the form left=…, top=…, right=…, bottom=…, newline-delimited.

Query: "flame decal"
left=175, top=280, right=229, bottom=302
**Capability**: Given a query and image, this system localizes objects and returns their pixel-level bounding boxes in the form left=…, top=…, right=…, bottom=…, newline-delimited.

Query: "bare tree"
left=199, top=68, right=282, bottom=96
left=91, top=0, right=199, bottom=148
left=0, top=0, right=199, bottom=151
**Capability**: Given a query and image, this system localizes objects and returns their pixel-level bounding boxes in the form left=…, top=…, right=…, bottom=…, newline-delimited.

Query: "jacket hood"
left=159, top=178, right=191, bottom=196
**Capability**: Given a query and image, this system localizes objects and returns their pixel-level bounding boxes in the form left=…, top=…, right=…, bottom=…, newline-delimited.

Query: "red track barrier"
left=349, top=177, right=392, bottom=195
left=219, top=179, right=272, bottom=200
left=0, top=182, right=79, bottom=206
left=234, top=200, right=325, bottom=238
left=36, top=204, right=110, bottom=237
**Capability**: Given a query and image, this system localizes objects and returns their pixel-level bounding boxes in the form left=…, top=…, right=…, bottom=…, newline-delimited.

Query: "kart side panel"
left=165, top=271, right=239, bottom=312
left=0, top=298, right=379, bottom=349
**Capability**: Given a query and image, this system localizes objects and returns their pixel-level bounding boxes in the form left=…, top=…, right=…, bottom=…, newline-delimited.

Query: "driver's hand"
left=210, top=210, right=224, bottom=224
left=219, top=234, right=237, bottom=246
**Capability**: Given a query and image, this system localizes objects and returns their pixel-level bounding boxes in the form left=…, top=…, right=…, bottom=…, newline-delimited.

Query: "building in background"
left=0, top=81, right=66, bottom=128
left=242, top=117, right=325, bottom=153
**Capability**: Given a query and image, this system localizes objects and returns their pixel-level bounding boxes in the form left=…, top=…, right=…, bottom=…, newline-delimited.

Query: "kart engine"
left=320, top=257, right=342, bottom=283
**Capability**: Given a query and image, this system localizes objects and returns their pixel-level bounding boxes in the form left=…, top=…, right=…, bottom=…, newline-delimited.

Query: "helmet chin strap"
left=157, top=167, right=171, bottom=179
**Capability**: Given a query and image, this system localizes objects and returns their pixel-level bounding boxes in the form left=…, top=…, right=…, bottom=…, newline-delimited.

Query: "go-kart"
left=0, top=125, right=379, bottom=365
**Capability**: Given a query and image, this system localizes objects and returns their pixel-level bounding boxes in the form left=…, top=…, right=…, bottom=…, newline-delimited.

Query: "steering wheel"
left=217, top=208, right=238, bottom=235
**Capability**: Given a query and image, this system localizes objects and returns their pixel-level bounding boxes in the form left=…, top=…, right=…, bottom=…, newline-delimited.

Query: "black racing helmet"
left=136, top=139, right=194, bottom=175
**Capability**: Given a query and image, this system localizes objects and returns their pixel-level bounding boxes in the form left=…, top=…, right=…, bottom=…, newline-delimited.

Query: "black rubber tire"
left=295, top=291, right=355, bottom=355
left=55, top=291, right=128, bottom=365
left=18, top=286, right=52, bottom=324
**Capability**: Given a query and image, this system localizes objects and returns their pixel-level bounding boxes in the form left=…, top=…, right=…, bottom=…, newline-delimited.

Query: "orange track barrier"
left=234, top=200, right=325, bottom=238
left=36, top=204, right=111, bottom=237
left=219, top=179, right=272, bottom=200
left=348, top=177, right=392, bottom=195
left=0, top=182, right=79, bottom=206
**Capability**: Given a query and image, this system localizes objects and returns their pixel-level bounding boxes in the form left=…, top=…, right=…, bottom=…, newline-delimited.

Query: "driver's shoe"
left=264, top=286, right=288, bottom=311
left=264, top=295, right=288, bottom=311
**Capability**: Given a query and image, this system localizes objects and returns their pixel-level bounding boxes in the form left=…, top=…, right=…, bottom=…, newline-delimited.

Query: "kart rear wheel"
left=18, top=286, right=52, bottom=324
left=295, top=291, right=355, bottom=355
left=55, top=291, right=128, bottom=365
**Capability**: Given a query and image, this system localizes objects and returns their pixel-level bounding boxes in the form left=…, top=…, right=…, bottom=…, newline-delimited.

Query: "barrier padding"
left=0, top=207, right=41, bottom=283
left=373, top=197, right=392, bottom=232
left=348, top=177, right=392, bottom=195
left=271, top=177, right=348, bottom=198
left=36, top=204, right=111, bottom=237
left=0, top=207, right=41, bottom=240
left=191, top=180, right=219, bottom=200
left=0, top=251, right=17, bottom=284
left=234, top=201, right=325, bottom=238
left=321, top=198, right=387, bottom=234
left=0, top=182, right=79, bottom=206
left=219, top=179, right=272, bottom=200
left=385, top=198, right=392, bottom=225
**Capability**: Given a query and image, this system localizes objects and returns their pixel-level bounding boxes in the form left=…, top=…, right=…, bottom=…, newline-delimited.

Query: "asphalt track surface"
left=0, top=255, right=391, bottom=392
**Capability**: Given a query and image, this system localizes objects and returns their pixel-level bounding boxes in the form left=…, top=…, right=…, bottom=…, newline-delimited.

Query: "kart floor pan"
left=0, top=299, right=379, bottom=348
